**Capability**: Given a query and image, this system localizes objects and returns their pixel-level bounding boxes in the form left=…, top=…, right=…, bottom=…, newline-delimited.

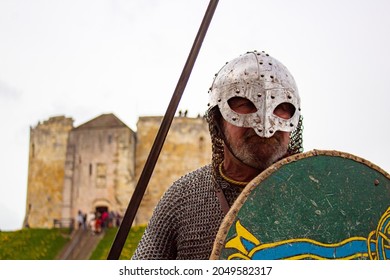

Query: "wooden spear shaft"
left=107, top=0, right=219, bottom=260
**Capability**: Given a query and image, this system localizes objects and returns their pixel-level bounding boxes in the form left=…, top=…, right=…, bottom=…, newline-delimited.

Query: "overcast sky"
left=0, top=0, right=389, bottom=231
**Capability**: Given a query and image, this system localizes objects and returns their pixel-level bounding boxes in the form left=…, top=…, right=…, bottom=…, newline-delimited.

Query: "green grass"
left=0, top=225, right=145, bottom=260
left=0, top=228, right=70, bottom=260
left=90, top=225, right=146, bottom=260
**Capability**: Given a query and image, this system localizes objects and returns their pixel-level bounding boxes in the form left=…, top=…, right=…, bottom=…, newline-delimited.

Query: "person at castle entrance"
left=77, top=210, right=84, bottom=230
left=132, top=50, right=303, bottom=259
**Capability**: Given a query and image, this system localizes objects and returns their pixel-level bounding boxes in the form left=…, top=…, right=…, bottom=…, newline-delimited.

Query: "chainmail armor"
left=132, top=108, right=303, bottom=260
left=132, top=164, right=243, bottom=260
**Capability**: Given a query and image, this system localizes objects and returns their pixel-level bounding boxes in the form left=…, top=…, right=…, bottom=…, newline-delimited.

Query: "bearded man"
left=132, top=50, right=303, bottom=260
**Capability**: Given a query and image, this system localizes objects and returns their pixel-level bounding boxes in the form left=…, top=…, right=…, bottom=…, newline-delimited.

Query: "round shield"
left=210, top=150, right=390, bottom=260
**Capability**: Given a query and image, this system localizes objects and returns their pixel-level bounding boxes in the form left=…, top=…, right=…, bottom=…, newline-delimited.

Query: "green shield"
left=210, top=150, right=390, bottom=260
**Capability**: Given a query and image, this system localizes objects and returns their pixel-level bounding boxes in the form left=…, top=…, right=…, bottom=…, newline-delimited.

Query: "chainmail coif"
left=131, top=164, right=242, bottom=260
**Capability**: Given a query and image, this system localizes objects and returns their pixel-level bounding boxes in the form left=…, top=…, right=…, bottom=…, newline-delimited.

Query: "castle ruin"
left=24, top=113, right=211, bottom=228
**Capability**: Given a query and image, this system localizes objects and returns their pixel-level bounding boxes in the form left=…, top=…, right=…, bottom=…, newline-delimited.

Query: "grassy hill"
left=0, top=228, right=70, bottom=259
left=90, top=225, right=145, bottom=260
left=0, top=225, right=145, bottom=260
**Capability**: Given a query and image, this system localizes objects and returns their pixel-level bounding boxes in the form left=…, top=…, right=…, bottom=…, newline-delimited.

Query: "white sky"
left=0, top=0, right=389, bottom=231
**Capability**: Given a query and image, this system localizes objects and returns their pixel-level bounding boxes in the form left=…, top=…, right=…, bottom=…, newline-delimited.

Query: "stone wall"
left=135, top=116, right=212, bottom=225
left=62, top=127, right=137, bottom=224
left=61, top=114, right=136, bottom=228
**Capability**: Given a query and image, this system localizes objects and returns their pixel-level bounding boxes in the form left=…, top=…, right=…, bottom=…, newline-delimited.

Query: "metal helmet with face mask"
left=208, top=50, right=301, bottom=138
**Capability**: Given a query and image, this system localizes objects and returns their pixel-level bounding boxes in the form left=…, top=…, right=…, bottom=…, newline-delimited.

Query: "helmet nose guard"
left=208, top=51, right=301, bottom=138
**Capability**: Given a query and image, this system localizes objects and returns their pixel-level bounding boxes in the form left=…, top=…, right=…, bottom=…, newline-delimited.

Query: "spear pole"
left=107, top=0, right=219, bottom=260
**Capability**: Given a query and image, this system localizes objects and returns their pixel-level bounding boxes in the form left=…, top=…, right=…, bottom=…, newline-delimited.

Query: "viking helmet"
left=208, top=50, right=301, bottom=138
left=206, top=51, right=303, bottom=178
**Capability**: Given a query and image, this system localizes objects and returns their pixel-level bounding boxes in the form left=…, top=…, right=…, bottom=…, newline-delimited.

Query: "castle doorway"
left=95, top=206, right=108, bottom=215
left=95, top=206, right=110, bottom=230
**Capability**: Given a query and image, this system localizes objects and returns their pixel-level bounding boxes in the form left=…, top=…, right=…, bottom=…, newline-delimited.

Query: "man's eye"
left=273, top=102, right=295, bottom=119
left=228, top=97, right=256, bottom=114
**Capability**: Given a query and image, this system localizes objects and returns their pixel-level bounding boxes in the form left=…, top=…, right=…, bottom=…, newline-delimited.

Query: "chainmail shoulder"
left=132, top=164, right=242, bottom=260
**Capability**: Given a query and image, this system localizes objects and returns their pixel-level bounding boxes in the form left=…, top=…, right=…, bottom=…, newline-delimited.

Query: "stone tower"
left=25, top=116, right=74, bottom=228
left=61, top=114, right=136, bottom=227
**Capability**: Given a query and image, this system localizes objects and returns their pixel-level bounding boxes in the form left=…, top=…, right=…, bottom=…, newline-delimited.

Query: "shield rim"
left=209, top=149, right=390, bottom=260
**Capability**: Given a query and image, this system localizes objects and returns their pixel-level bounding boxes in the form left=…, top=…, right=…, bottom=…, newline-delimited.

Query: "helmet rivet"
left=269, top=130, right=274, bottom=134
left=259, top=62, right=263, bottom=65
left=271, top=96, right=275, bottom=99
left=290, top=123, right=294, bottom=127
left=232, top=117, right=237, bottom=121
left=288, top=95, right=292, bottom=99
left=257, top=93, right=262, bottom=97
left=217, top=98, right=221, bottom=102
left=260, top=74, right=264, bottom=78
left=235, top=88, right=240, bottom=93
left=270, top=75, right=274, bottom=79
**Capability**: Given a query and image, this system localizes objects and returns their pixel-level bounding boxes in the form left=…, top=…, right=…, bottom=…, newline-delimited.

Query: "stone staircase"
left=56, top=229, right=104, bottom=260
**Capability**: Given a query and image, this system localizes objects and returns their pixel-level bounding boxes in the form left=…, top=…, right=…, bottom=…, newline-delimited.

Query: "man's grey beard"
left=223, top=127, right=289, bottom=171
